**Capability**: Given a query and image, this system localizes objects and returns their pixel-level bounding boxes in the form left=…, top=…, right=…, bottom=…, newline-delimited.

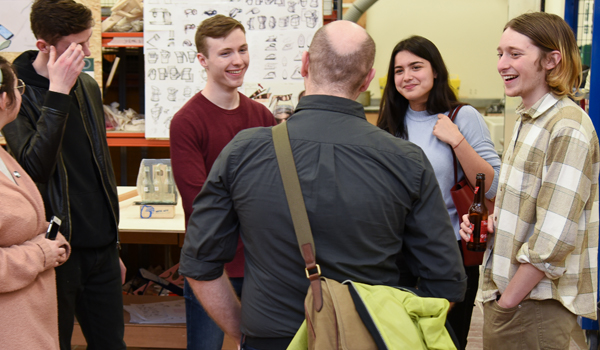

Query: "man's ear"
left=300, top=51, right=310, bottom=78
left=358, top=68, right=376, bottom=93
left=36, top=39, right=50, bottom=53
left=545, top=50, right=562, bottom=71
left=196, top=52, right=209, bottom=69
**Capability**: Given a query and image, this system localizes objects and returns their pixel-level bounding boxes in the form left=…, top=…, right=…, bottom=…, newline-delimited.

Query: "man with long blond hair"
left=461, top=12, right=599, bottom=349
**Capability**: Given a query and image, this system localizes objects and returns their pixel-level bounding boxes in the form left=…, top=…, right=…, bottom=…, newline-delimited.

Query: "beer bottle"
left=466, top=173, right=488, bottom=252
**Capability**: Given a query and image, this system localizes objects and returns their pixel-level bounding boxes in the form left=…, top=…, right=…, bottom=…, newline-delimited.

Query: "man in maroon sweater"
left=170, top=15, right=276, bottom=349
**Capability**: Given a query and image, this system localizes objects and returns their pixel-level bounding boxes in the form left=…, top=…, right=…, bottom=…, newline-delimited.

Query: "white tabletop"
left=118, top=186, right=185, bottom=234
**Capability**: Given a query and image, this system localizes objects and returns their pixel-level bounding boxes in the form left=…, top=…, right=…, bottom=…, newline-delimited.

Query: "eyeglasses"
left=0, top=76, right=25, bottom=95
left=15, top=79, right=26, bottom=95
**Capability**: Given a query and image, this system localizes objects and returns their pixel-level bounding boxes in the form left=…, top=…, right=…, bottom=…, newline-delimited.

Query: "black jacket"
left=3, top=51, right=119, bottom=244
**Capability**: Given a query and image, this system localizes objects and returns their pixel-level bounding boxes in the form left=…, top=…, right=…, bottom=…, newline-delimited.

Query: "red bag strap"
left=449, top=105, right=464, bottom=185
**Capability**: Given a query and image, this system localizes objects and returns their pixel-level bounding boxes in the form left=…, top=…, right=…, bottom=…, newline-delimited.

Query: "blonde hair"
left=505, top=12, right=582, bottom=99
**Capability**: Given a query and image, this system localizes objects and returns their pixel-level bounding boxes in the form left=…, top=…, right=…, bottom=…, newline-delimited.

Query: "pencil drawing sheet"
left=144, top=0, right=323, bottom=138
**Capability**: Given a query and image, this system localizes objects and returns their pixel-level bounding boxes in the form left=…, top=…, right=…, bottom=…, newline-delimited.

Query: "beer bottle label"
left=469, top=221, right=488, bottom=243
left=474, top=186, right=479, bottom=194
left=480, top=220, right=487, bottom=243
left=144, top=186, right=149, bottom=193
left=154, top=186, right=160, bottom=192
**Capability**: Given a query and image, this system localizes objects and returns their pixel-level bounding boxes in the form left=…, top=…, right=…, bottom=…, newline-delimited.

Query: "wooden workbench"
left=117, top=186, right=186, bottom=246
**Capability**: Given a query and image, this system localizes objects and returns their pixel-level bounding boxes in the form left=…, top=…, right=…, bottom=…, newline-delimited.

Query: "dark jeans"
left=56, top=244, right=126, bottom=350
left=184, top=277, right=243, bottom=350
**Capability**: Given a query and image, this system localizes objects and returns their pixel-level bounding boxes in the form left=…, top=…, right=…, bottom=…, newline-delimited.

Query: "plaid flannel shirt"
left=477, top=93, right=599, bottom=319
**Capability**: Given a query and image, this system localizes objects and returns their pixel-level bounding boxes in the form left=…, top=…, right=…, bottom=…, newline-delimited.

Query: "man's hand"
left=497, top=263, right=545, bottom=309
left=47, top=43, right=85, bottom=94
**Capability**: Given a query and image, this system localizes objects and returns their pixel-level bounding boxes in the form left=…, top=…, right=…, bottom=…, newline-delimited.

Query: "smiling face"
left=198, top=28, right=249, bottom=92
left=497, top=28, right=551, bottom=109
left=393, top=50, right=436, bottom=111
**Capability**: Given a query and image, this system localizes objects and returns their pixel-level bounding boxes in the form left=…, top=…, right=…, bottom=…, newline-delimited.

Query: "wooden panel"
left=365, top=112, right=378, bottom=126
left=79, top=0, right=103, bottom=89
left=107, top=132, right=171, bottom=147
left=119, top=230, right=180, bottom=245
left=72, top=295, right=187, bottom=349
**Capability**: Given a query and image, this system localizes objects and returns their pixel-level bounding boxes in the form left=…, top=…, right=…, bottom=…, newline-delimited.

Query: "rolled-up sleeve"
left=516, top=127, right=594, bottom=279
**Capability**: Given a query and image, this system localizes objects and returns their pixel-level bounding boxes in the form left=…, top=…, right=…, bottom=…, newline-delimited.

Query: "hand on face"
left=432, top=114, right=463, bottom=147
left=47, top=43, right=85, bottom=95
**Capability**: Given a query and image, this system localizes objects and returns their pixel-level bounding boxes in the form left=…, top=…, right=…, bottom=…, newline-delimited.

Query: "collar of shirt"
left=516, top=93, right=560, bottom=120
left=294, top=94, right=366, bottom=121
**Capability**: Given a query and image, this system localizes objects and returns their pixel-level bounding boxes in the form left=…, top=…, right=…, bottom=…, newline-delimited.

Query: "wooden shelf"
left=102, top=32, right=143, bottom=47
left=107, top=131, right=169, bottom=147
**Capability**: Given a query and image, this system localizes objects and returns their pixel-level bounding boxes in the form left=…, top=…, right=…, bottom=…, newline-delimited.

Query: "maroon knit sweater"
left=170, top=92, right=276, bottom=277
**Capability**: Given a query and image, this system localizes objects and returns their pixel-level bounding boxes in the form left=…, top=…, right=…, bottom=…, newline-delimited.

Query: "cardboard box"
left=139, top=204, right=175, bottom=219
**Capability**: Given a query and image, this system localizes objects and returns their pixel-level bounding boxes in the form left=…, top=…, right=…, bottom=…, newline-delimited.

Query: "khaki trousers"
left=483, top=299, right=579, bottom=350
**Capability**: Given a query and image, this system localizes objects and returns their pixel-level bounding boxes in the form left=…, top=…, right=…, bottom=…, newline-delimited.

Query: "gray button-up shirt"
left=180, top=95, right=467, bottom=338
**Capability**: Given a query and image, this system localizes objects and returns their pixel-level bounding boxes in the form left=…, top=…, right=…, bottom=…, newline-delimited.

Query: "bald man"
left=179, top=20, right=466, bottom=350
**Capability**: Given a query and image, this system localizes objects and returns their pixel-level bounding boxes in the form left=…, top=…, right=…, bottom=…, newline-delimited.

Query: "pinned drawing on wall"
left=144, top=0, right=322, bottom=139
left=0, top=1, right=37, bottom=52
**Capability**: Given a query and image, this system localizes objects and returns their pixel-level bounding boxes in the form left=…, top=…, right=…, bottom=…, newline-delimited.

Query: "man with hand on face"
left=169, top=14, right=276, bottom=350
left=2, top=1, right=125, bottom=349
left=180, top=20, right=466, bottom=350
left=460, top=12, right=599, bottom=350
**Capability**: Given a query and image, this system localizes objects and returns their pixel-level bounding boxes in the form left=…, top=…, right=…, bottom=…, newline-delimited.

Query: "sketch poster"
left=144, top=0, right=323, bottom=139
left=0, top=0, right=37, bottom=52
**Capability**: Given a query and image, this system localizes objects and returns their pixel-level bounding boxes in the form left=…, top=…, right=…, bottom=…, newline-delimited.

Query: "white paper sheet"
left=0, top=0, right=37, bottom=52
left=144, top=0, right=323, bottom=138
left=124, top=299, right=186, bottom=324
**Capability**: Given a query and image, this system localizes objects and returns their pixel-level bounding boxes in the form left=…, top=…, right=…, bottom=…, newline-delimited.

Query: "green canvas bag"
left=272, top=123, right=456, bottom=350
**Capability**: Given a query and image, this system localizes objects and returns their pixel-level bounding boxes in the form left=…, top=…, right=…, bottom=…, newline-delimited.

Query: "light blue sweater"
left=405, top=105, right=501, bottom=239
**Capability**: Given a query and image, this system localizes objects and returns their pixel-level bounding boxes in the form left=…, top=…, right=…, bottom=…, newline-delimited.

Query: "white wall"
left=365, top=0, right=509, bottom=100
left=545, top=0, right=566, bottom=17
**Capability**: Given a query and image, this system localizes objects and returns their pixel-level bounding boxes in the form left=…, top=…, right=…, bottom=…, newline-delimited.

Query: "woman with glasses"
left=0, top=55, right=70, bottom=349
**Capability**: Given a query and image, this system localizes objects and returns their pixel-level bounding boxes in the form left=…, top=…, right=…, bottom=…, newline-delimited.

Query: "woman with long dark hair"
left=377, top=36, right=501, bottom=350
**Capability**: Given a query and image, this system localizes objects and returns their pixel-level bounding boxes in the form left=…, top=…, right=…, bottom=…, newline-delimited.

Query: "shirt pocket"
left=504, top=154, right=540, bottom=199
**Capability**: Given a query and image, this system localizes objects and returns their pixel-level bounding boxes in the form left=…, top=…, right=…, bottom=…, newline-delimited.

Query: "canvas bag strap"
left=449, top=104, right=464, bottom=185
left=272, top=122, right=323, bottom=311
